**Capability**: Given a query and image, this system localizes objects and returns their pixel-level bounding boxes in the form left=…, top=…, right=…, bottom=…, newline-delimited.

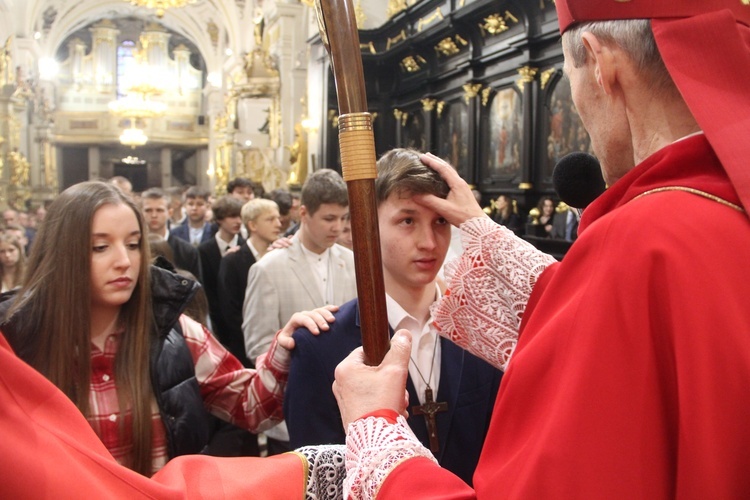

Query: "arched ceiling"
left=3, top=0, right=391, bottom=80
left=57, top=17, right=206, bottom=73
left=7, top=0, right=252, bottom=76
left=5, top=0, right=389, bottom=53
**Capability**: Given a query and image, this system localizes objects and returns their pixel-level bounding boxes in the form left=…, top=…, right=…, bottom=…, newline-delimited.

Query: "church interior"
left=0, top=0, right=588, bottom=231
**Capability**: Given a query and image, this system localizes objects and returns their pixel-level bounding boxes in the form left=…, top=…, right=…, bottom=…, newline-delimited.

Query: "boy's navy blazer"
left=284, top=298, right=503, bottom=486
left=170, top=222, right=215, bottom=246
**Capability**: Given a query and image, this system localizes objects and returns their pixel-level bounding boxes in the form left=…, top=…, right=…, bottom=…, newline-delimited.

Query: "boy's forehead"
left=255, top=208, right=279, bottom=219
left=380, top=189, right=436, bottom=213
left=143, top=197, right=168, bottom=208
left=387, top=188, right=423, bottom=203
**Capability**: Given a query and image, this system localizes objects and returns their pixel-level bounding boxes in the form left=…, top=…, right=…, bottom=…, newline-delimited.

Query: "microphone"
left=552, top=152, right=606, bottom=209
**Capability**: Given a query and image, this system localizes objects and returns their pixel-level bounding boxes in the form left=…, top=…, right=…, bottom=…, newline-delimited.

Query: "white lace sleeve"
left=432, top=217, right=557, bottom=371
left=345, top=415, right=436, bottom=500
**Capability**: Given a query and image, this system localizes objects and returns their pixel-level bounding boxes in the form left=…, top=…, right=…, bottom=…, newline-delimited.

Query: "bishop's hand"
left=414, top=152, right=488, bottom=227
left=333, top=330, right=412, bottom=428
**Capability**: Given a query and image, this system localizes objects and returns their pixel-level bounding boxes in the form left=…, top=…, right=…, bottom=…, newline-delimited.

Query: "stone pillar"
left=88, top=146, right=101, bottom=180
left=29, top=123, right=58, bottom=206
left=0, top=89, right=12, bottom=209
left=264, top=2, right=308, bottom=172
left=197, top=147, right=211, bottom=190
left=161, top=147, right=172, bottom=187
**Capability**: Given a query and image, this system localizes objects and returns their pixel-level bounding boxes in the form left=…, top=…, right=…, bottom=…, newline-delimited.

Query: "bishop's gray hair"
left=563, top=19, right=674, bottom=93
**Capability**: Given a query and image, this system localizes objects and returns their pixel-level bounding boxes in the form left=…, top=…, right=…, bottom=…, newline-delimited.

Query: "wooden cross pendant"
left=411, top=387, right=448, bottom=453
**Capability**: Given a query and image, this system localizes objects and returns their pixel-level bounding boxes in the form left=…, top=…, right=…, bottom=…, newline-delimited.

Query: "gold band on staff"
left=339, top=112, right=377, bottom=181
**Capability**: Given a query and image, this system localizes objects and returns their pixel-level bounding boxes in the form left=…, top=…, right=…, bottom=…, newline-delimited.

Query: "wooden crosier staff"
left=314, top=0, right=390, bottom=365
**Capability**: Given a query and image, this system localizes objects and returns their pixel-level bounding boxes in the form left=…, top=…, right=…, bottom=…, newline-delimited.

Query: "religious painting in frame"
left=483, top=85, right=523, bottom=182
left=403, top=109, right=427, bottom=153
left=436, top=98, right=469, bottom=180
left=544, top=71, right=593, bottom=180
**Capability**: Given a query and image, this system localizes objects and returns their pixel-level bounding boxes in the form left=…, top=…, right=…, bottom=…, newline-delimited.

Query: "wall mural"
left=438, top=100, right=469, bottom=179
left=545, top=74, right=593, bottom=178
left=404, top=111, right=426, bottom=153
left=488, top=86, right=523, bottom=178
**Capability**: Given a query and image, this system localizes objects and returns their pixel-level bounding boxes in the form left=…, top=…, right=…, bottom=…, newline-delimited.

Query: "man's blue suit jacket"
left=170, top=221, right=215, bottom=246
left=284, top=298, right=503, bottom=486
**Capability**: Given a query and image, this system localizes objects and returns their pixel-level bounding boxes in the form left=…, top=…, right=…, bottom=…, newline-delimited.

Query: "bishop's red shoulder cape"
left=0, top=331, right=307, bottom=499
left=380, top=134, right=750, bottom=498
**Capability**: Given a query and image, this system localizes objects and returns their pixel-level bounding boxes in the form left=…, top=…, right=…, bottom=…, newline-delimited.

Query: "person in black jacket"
left=217, top=198, right=282, bottom=367
left=198, top=195, right=244, bottom=337
left=0, top=181, right=335, bottom=476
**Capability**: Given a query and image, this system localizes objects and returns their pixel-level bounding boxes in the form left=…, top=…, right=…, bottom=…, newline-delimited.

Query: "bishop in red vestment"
left=332, top=1, right=750, bottom=498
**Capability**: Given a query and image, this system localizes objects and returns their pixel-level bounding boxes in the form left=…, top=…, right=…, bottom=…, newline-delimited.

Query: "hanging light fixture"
left=109, top=68, right=165, bottom=148
left=109, top=93, right=166, bottom=119
left=119, top=120, right=148, bottom=148
left=125, top=0, right=197, bottom=18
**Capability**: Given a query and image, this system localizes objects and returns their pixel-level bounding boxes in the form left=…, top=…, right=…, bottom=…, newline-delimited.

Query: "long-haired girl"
left=0, top=232, right=25, bottom=292
left=1, top=181, right=333, bottom=475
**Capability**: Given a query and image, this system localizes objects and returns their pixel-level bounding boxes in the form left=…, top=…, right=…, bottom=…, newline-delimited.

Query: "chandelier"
left=120, top=121, right=149, bottom=148
left=109, top=93, right=166, bottom=119
left=126, top=0, right=196, bottom=18
left=110, top=69, right=166, bottom=147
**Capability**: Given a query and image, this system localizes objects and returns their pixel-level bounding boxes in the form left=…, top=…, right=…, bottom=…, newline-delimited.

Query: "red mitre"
left=555, top=0, right=750, bottom=214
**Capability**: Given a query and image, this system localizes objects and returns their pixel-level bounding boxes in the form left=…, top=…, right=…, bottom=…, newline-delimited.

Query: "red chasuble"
left=0, top=331, right=307, bottom=499
left=380, top=134, right=750, bottom=498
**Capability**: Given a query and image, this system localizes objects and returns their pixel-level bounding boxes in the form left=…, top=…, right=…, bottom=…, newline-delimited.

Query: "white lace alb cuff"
left=432, top=217, right=557, bottom=371
left=345, top=414, right=436, bottom=500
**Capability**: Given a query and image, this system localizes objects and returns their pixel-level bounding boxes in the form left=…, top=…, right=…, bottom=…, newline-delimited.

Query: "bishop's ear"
left=580, top=32, right=617, bottom=96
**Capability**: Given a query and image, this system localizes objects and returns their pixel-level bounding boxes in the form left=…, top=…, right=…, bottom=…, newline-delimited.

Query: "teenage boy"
left=198, top=196, right=244, bottom=337
left=227, top=177, right=256, bottom=203
left=283, top=149, right=502, bottom=486
left=243, top=168, right=357, bottom=454
left=141, top=188, right=202, bottom=282
left=228, top=178, right=256, bottom=239
left=217, top=198, right=282, bottom=367
left=171, top=186, right=214, bottom=246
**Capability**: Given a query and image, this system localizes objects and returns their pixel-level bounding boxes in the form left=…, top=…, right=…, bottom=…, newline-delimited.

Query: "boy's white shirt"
left=385, top=283, right=443, bottom=404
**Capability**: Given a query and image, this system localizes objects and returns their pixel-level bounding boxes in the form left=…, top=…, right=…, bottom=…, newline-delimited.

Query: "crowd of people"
left=2, top=0, right=750, bottom=497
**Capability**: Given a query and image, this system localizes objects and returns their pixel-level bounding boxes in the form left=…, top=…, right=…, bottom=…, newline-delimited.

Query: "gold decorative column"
left=286, top=122, right=308, bottom=188
left=0, top=37, right=15, bottom=208
left=0, top=93, right=10, bottom=208
left=211, top=112, right=232, bottom=197
left=7, top=150, right=30, bottom=208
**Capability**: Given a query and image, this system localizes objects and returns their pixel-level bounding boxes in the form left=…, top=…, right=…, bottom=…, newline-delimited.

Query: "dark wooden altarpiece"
left=314, top=0, right=591, bottom=215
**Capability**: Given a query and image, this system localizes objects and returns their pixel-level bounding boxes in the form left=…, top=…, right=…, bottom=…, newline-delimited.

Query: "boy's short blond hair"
left=241, top=198, right=279, bottom=225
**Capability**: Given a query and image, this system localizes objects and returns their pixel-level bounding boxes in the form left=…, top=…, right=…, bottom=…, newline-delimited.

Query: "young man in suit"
left=243, top=168, right=357, bottom=454
left=217, top=198, right=281, bottom=367
left=227, top=178, right=258, bottom=240
left=141, top=188, right=202, bottom=282
left=198, top=196, right=244, bottom=338
left=165, top=186, right=186, bottom=229
left=283, top=149, right=502, bottom=486
left=170, top=186, right=214, bottom=246
left=227, top=177, right=256, bottom=203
